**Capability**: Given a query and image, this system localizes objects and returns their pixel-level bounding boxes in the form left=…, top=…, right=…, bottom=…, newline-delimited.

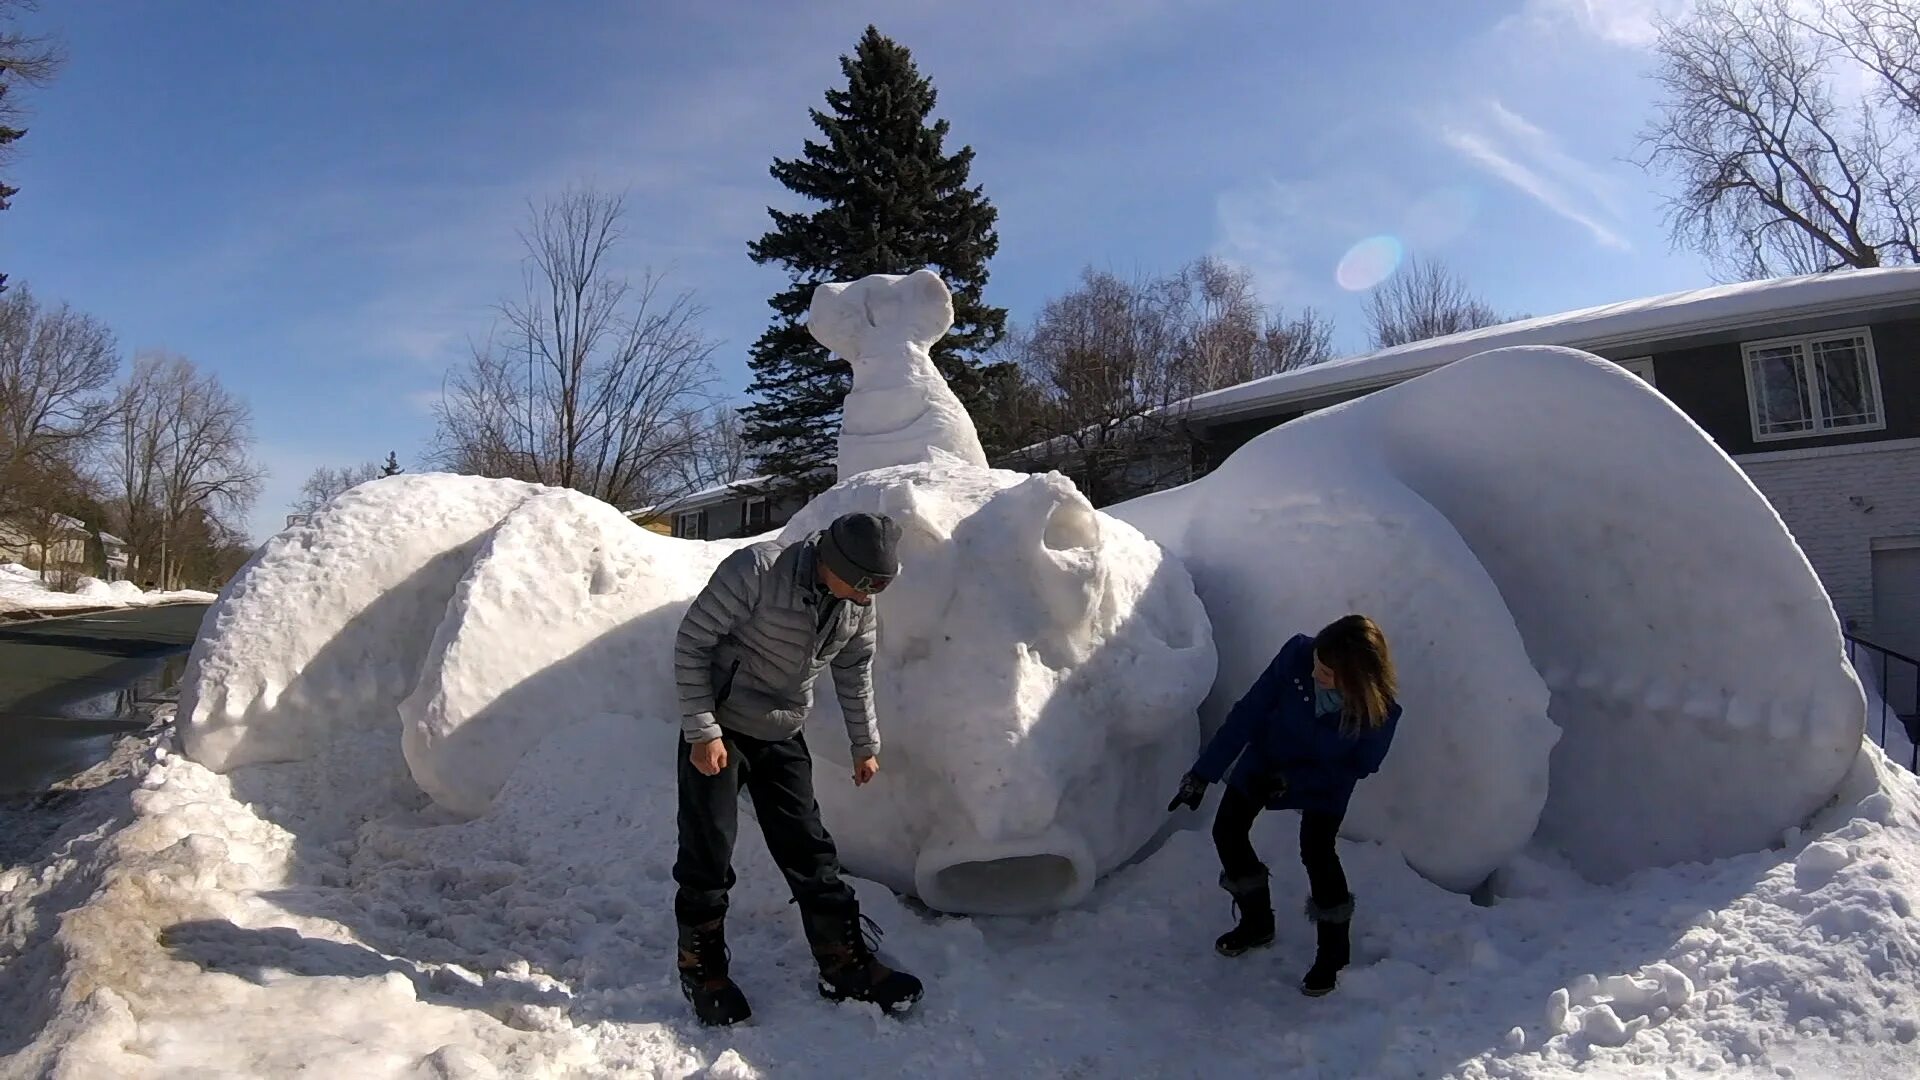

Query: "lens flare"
left=1336, top=235, right=1403, bottom=292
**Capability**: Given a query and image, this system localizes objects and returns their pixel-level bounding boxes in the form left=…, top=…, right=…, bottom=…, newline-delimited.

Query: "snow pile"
left=0, top=569, right=214, bottom=615
left=783, top=459, right=1214, bottom=914
left=179, top=475, right=548, bottom=775
left=400, top=487, right=735, bottom=817
left=1115, top=345, right=1862, bottom=886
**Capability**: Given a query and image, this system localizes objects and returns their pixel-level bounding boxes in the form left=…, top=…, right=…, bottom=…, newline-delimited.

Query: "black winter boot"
left=677, top=917, right=752, bottom=1026
left=801, top=903, right=923, bottom=1016
left=1214, top=866, right=1276, bottom=957
left=1300, top=894, right=1353, bottom=997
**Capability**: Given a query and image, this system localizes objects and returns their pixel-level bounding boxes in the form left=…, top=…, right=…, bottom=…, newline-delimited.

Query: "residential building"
left=1003, top=268, right=1920, bottom=714
left=625, top=475, right=816, bottom=542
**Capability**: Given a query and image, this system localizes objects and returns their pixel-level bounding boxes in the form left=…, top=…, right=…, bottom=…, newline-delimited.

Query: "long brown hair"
left=1314, top=614, right=1397, bottom=731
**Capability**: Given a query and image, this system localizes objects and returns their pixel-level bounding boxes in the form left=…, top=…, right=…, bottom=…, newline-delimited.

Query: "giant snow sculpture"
left=178, top=264, right=1865, bottom=913
left=1114, top=345, right=1864, bottom=884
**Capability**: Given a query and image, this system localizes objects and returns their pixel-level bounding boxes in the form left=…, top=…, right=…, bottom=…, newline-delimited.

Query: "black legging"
left=1211, top=783, right=1351, bottom=908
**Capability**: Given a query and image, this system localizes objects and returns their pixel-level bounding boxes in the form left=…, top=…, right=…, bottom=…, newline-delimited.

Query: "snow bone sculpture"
left=1114, top=345, right=1864, bottom=885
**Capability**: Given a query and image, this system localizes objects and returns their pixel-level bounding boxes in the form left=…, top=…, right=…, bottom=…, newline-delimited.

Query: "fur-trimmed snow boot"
left=1215, top=865, right=1276, bottom=957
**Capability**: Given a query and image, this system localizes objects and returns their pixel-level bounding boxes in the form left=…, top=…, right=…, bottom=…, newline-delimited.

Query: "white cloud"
left=1505, top=0, right=1692, bottom=48
left=1437, top=100, right=1632, bottom=251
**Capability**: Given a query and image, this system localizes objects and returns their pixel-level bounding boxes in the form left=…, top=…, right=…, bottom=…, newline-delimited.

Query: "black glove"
left=1167, top=772, right=1206, bottom=812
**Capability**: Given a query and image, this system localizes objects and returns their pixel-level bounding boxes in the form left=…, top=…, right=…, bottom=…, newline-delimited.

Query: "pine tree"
left=380, top=451, right=402, bottom=477
left=743, top=25, right=1009, bottom=491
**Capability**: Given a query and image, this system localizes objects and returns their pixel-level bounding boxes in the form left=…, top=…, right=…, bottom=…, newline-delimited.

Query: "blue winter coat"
left=1190, top=634, right=1401, bottom=817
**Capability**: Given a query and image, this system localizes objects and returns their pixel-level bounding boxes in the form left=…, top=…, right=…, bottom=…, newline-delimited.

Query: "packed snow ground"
left=4, top=714, right=1919, bottom=1078
left=0, top=563, right=215, bottom=616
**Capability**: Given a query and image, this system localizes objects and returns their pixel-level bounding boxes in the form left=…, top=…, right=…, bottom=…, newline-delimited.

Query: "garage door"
left=1872, top=543, right=1920, bottom=715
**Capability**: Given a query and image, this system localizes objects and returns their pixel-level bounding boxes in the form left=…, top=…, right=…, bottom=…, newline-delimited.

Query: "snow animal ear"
left=894, top=269, right=956, bottom=348
left=806, top=280, right=866, bottom=358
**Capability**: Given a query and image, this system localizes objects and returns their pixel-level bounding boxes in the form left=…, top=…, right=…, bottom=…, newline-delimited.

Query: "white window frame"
left=1617, top=356, right=1656, bottom=386
left=673, top=510, right=706, bottom=540
left=1740, top=327, right=1887, bottom=443
left=742, top=496, right=770, bottom=533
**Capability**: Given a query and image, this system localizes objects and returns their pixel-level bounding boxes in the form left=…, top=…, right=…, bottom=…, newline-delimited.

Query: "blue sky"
left=4, top=0, right=1706, bottom=541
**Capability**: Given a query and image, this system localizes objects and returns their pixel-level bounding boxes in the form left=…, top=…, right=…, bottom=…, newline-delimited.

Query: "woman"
left=1166, top=614, right=1401, bottom=997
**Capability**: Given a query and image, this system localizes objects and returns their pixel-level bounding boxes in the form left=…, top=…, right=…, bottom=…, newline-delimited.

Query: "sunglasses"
left=847, top=572, right=893, bottom=595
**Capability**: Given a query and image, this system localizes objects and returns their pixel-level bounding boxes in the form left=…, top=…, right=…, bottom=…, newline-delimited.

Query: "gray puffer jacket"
left=673, top=535, right=880, bottom=759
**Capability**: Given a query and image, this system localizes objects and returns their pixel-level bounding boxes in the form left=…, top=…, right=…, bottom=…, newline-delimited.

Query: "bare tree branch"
left=1363, top=257, right=1502, bottom=348
left=293, top=461, right=383, bottom=515
left=1640, top=0, right=1920, bottom=278
left=1256, top=306, right=1336, bottom=375
left=109, top=352, right=262, bottom=588
left=432, top=185, right=722, bottom=510
left=0, top=284, right=117, bottom=516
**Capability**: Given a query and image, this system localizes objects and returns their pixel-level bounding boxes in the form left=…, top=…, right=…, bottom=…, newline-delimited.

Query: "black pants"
left=1211, top=783, right=1351, bottom=908
left=672, top=729, right=857, bottom=925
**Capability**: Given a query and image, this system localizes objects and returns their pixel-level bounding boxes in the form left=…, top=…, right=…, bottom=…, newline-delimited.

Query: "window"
left=673, top=510, right=707, bottom=540
left=1617, top=356, right=1656, bottom=386
left=1741, top=328, right=1885, bottom=441
left=743, top=497, right=770, bottom=533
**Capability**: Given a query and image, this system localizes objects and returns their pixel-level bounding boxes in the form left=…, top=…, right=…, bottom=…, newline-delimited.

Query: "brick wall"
left=1736, top=438, right=1920, bottom=637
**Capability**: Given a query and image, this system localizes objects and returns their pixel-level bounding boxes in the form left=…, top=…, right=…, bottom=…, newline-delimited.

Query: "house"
left=95, top=531, right=132, bottom=581
left=0, top=513, right=97, bottom=583
left=625, top=475, right=816, bottom=542
left=1005, top=268, right=1920, bottom=711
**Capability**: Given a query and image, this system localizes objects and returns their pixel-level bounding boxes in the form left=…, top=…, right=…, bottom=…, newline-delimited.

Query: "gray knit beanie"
left=817, top=512, right=902, bottom=592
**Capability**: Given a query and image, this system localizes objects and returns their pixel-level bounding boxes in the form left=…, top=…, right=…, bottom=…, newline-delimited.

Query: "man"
left=670, top=510, right=923, bottom=1026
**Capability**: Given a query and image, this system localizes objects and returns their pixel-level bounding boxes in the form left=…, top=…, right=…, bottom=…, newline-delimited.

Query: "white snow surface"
left=0, top=569, right=214, bottom=614
left=1114, top=346, right=1862, bottom=886
left=7, top=714, right=1920, bottom=1077
left=778, top=459, right=1214, bottom=914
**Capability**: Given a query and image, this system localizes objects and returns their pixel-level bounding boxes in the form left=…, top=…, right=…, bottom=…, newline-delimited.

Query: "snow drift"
left=1114, top=345, right=1863, bottom=884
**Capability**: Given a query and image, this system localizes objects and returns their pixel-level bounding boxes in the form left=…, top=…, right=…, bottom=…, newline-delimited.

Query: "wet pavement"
left=0, top=604, right=209, bottom=793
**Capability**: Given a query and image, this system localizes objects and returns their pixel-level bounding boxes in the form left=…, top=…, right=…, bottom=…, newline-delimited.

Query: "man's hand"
left=690, top=738, right=728, bottom=777
left=853, top=756, right=879, bottom=786
left=1167, top=772, right=1206, bottom=812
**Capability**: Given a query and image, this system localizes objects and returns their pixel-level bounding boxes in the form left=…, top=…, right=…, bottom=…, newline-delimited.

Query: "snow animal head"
left=785, top=457, right=1216, bottom=915
left=807, top=268, right=954, bottom=360
left=807, top=270, right=990, bottom=481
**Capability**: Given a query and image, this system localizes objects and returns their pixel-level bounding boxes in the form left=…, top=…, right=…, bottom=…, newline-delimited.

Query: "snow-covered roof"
left=1182, top=267, right=1920, bottom=424
left=625, top=475, right=775, bottom=518
left=97, top=531, right=126, bottom=545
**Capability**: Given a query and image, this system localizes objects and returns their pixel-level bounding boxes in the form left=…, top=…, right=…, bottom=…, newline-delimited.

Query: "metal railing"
left=1845, top=633, right=1920, bottom=773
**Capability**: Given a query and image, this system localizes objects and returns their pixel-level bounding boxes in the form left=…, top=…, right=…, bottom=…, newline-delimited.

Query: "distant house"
left=1004, top=268, right=1920, bottom=691
left=95, top=531, right=132, bottom=582
left=0, top=513, right=124, bottom=584
left=626, top=474, right=819, bottom=542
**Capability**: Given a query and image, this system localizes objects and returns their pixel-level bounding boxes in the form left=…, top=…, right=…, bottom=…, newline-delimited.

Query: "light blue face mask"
left=1315, top=687, right=1344, bottom=717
